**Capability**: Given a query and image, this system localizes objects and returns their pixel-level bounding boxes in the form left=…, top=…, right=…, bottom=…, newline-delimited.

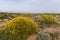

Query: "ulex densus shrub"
left=0, top=16, right=38, bottom=40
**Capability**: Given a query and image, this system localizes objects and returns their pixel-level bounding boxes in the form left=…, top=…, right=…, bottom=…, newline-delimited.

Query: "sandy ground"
left=27, top=34, right=37, bottom=40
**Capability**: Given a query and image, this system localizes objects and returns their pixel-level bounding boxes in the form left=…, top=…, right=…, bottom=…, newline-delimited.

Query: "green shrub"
left=38, top=15, right=58, bottom=27
left=0, top=16, right=38, bottom=40
left=37, top=32, right=52, bottom=40
left=49, top=32, right=59, bottom=40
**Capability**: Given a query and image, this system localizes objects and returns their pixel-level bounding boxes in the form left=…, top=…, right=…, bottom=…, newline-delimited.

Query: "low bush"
left=38, top=15, right=58, bottom=27
left=37, top=32, right=52, bottom=40
left=0, top=16, right=38, bottom=40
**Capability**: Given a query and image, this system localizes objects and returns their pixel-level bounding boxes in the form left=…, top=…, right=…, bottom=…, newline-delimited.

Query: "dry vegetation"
left=0, top=13, right=60, bottom=40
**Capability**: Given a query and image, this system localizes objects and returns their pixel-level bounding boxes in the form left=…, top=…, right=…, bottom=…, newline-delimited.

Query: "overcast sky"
left=0, top=0, right=60, bottom=13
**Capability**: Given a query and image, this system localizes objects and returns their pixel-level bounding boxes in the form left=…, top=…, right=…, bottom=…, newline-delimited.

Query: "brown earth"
left=27, top=34, right=37, bottom=40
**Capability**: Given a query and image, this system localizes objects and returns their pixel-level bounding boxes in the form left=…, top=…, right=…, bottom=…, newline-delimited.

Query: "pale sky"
left=0, top=0, right=60, bottom=13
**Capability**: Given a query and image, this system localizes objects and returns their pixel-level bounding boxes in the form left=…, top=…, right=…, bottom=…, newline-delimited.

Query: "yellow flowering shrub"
left=1, top=16, right=38, bottom=40
left=38, top=15, right=58, bottom=27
